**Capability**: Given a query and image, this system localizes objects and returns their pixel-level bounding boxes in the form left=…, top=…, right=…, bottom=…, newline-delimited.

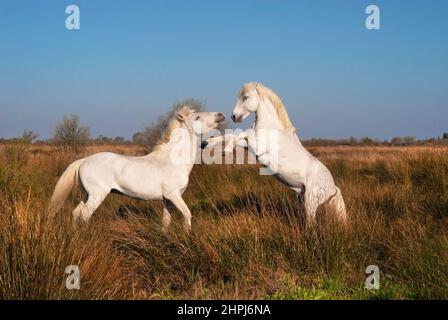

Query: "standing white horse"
left=231, top=82, right=347, bottom=226
left=48, top=106, right=226, bottom=232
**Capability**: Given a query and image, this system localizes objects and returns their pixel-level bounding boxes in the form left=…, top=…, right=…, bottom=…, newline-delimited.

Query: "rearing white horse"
left=231, top=82, right=347, bottom=226
left=48, top=106, right=226, bottom=232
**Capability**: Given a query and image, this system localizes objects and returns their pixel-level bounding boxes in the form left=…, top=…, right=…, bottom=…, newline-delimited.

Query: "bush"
left=52, top=114, right=91, bottom=152
left=20, top=130, right=39, bottom=144
left=133, top=99, right=206, bottom=149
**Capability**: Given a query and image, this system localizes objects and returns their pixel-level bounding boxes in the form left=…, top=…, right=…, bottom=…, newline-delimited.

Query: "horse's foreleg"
left=164, top=192, right=192, bottom=233
left=162, top=199, right=175, bottom=232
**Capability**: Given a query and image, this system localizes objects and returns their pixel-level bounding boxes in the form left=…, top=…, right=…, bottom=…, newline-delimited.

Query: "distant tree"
left=403, top=136, right=416, bottom=146
left=2, top=130, right=39, bottom=145
left=360, top=137, right=376, bottom=146
left=348, top=136, right=358, bottom=146
left=53, top=114, right=91, bottom=152
left=390, top=136, right=417, bottom=146
left=443, top=132, right=448, bottom=140
left=20, top=130, right=39, bottom=144
left=113, top=136, right=126, bottom=144
left=93, top=135, right=127, bottom=145
left=95, top=135, right=110, bottom=144
left=133, top=98, right=207, bottom=149
left=391, top=137, right=403, bottom=146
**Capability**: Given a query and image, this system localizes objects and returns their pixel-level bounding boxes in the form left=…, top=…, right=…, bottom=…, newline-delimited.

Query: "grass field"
left=0, top=143, right=447, bottom=299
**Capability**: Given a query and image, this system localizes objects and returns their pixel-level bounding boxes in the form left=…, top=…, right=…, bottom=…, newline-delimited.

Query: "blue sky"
left=0, top=0, right=447, bottom=140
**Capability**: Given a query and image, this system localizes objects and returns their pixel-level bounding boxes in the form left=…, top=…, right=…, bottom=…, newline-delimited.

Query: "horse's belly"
left=274, top=169, right=304, bottom=188
left=115, top=184, right=163, bottom=201
left=268, top=152, right=309, bottom=188
left=115, top=174, right=163, bottom=200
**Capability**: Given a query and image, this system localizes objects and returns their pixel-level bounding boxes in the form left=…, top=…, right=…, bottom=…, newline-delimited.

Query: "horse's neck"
left=149, top=128, right=199, bottom=171
left=254, top=100, right=303, bottom=146
left=254, top=100, right=287, bottom=131
left=254, top=101, right=278, bottom=130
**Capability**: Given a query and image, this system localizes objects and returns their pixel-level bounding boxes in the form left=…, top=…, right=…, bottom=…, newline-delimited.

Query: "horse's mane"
left=239, top=82, right=296, bottom=133
left=153, top=106, right=192, bottom=151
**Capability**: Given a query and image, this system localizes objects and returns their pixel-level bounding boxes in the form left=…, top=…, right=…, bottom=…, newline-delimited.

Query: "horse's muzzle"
left=231, top=114, right=242, bottom=123
left=200, top=141, right=209, bottom=149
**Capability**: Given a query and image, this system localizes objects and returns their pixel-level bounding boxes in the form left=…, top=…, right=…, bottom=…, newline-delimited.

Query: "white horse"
left=231, top=82, right=347, bottom=226
left=48, top=106, right=226, bottom=232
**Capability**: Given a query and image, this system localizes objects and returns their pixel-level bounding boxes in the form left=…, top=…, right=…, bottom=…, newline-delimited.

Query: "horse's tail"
left=48, top=158, right=85, bottom=216
left=328, top=186, right=347, bottom=224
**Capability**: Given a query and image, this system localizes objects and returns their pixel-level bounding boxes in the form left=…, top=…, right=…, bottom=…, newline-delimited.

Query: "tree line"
left=1, top=98, right=447, bottom=149
left=302, top=135, right=448, bottom=147
left=0, top=99, right=208, bottom=151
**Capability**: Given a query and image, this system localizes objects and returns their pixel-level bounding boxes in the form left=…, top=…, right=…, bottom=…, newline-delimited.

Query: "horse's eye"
left=195, top=116, right=200, bottom=120
left=243, top=96, right=249, bottom=101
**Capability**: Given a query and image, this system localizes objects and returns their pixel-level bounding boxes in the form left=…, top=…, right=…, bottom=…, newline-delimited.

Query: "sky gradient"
left=0, top=0, right=447, bottom=140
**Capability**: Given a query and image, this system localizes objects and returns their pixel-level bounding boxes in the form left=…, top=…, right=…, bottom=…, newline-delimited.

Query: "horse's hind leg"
left=80, top=192, right=108, bottom=223
left=73, top=201, right=85, bottom=222
left=303, top=188, right=319, bottom=227
left=296, top=193, right=306, bottom=227
left=293, top=188, right=307, bottom=228
left=162, top=199, right=175, bottom=232
left=72, top=186, right=88, bottom=223
left=328, top=187, right=347, bottom=225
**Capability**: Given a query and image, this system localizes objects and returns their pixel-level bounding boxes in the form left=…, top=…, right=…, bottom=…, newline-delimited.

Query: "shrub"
left=133, top=99, right=206, bottom=149
left=52, top=114, right=91, bottom=152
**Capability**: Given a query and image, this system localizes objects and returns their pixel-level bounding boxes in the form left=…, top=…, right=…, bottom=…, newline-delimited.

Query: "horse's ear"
left=175, top=112, right=185, bottom=122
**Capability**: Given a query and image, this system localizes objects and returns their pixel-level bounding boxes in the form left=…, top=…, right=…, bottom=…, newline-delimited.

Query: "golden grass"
left=0, top=143, right=447, bottom=299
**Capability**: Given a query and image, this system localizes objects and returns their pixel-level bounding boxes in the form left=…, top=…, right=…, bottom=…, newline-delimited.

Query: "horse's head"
left=176, top=106, right=225, bottom=136
left=231, top=82, right=261, bottom=123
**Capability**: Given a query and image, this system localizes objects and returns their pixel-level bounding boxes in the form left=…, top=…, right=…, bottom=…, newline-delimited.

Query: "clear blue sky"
left=0, top=0, right=447, bottom=140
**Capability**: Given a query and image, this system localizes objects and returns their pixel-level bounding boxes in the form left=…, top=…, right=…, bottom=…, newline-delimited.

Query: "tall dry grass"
left=0, top=144, right=447, bottom=299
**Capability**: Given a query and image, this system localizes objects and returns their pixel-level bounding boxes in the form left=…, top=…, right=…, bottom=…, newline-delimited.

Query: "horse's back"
left=80, top=152, right=130, bottom=174
left=78, top=152, right=129, bottom=189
